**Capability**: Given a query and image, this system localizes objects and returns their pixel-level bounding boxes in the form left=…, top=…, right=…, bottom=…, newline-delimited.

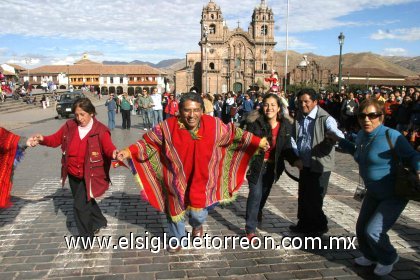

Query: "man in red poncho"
left=117, top=92, right=269, bottom=252
left=0, top=127, right=33, bottom=208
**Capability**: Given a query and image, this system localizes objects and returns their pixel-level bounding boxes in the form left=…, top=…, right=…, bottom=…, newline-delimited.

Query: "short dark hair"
left=357, top=98, right=385, bottom=118
left=179, top=92, right=204, bottom=112
left=72, top=97, right=96, bottom=115
left=297, top=88, right=318, bottom=101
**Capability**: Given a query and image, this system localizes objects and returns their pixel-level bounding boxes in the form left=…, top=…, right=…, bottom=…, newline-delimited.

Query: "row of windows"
left=203, top=14, right=273, bottom=21
left=206, top=63, right=267, bottom=70
left=205, top=24, right=268, bottom=35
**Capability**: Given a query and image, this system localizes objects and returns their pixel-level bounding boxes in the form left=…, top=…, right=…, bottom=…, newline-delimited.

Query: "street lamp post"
left=25, top=58, right=32, bottom=85
left=67, top=65, right=70, bottom=89
left=203, top=25, right=209, bottom=93
left=338, top=32, right=345, bottom=93
left=366, top=72, right=370, bottom=90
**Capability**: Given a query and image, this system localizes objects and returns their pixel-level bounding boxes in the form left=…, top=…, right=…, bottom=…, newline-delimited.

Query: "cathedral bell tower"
left=251, top=0, right=275, bottom=41
left=200, top=0, right=224, bottom=41
left=250, top=0, right=276, bottom=75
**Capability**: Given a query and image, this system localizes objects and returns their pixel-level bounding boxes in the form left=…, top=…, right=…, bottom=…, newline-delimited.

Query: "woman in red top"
left=31, top=98, right=117, bottom=246
left=384, top=93, right=399, bottom=128
left=242, top=94, right=302, bottom=242
left=164, top=94, right=179, bottom=118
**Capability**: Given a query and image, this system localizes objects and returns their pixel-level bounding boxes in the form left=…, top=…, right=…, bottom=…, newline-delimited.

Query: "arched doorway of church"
left=116, top=86, right=123, bottom=95
left=233, top=82, right=243, bottom=93
left=109, top=87, right=116, bottom=94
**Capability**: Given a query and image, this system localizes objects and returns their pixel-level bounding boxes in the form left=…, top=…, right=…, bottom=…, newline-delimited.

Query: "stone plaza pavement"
left=0, top=98, right=419, bottom=280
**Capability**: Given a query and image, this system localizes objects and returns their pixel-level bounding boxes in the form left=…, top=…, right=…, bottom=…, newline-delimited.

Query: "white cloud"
left=382, top=48, right=408, bottom=56
left=276, top=36, right=316, bottom=51
left=370, top=28, right=420, bottom=41
left=51, top=56, right=77, bottom=65
left=0, top=0, right=418, bottom=64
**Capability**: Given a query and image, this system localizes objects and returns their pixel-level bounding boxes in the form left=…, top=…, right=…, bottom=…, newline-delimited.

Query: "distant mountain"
left=102, top=61, right=129, bottom=65
left=273, top=51, right=419, bottom=76
left=102, top=53, right=419, bottom=76
left=155, top=59, right=183, bottom=68
left=381, top=56, right=420, bottom=73
left=102, top=59, right=183, bottom=68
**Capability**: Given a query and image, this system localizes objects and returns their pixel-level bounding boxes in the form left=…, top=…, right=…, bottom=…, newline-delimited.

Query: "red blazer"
left=42, top=118, right=116, bottom=200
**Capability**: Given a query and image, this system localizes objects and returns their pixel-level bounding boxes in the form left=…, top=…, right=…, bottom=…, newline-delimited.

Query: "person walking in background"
left=222, top=91, right=235, bottom=124
left=105, top=93, right=117, bottom=130
left=203, top=93, right=214, bottom=116
left=289, top=88, right=344, bottom=236
left=327, top=98, right=420, bottom=276
left=242, top=94, right=302, bottom=242
left=116, top=92, right=268, bottom=253
left=164, top=93, right=179, bottom=118
left=138, top=89, right=154, bottom=130
left=30, top=98, right=118, bottom=247
left=213, top=94, right=223, bottom=119
left=150, top=88, right=163, bottom=126
left=119, top=92, right=132, bottom=130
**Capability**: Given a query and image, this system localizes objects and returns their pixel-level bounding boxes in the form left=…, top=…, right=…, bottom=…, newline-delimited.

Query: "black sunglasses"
left=358, top=112, right=382, bottom=120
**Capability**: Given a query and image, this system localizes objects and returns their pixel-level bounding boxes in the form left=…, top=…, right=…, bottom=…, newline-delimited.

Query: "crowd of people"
left=1, top=81, right=419, bottom=277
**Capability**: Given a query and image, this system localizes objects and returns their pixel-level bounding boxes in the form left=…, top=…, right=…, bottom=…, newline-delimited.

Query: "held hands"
left=112, top=149, right=119, bottom=160
left=292, top=159, right=303, bottom=170
left=26, top=134, right=44, bottom=147
left=117, top=148, right=131, bottom=161
left=258, top=137, right=270, bottom=152
left=325, top=131, right=341, bottom=142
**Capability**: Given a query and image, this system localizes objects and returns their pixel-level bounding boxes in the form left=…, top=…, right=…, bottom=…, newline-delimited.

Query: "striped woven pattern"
left=0, top=127, right=20, bottom=208
left=127, top=115, right=260, bottom=222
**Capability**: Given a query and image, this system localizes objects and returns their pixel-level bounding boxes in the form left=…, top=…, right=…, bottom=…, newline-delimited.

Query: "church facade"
left=176, top=0, right=277, bottom=94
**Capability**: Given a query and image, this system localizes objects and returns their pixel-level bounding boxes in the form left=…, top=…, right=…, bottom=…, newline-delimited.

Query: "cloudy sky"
left=1, top=0, right=419, bottom=67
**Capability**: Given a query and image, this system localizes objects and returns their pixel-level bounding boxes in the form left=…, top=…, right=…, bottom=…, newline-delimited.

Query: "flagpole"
left=284, top=0, right=289, bottom=94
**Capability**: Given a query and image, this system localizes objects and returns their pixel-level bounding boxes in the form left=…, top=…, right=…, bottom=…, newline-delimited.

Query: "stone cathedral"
left=176, top=0, right=277, bottom=94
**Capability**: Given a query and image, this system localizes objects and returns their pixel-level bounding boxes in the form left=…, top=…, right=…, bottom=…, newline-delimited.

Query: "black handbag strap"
left=385, top=130, right=398, bottom=162
left=284, top=167, right=300, bottom=182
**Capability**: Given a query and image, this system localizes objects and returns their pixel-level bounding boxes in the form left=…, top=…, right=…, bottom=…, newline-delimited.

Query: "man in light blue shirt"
left=290, top=88, right=344, bottom=236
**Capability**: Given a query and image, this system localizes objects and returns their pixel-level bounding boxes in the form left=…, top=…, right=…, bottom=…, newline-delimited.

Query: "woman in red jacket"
left=31, top=98, right=117, bottom=245
left=164, top=93, right=179, bottom=119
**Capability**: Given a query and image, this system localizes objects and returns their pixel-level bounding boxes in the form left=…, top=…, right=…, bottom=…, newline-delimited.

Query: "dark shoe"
left=93, top=225, right=107, bottom=235
left=289, top=224, right=310, bottom=233
left=192, top=226, right=203, bottom=238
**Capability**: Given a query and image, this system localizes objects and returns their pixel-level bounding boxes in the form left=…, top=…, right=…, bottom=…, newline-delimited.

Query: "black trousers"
left=121, top=109, right=131, bottom=129
left=297, top=168, right=331, bottom=231
left=68, top=174, right=107, bottom=237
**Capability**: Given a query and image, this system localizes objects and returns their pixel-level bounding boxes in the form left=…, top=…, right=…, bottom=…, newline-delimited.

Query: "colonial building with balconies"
left=20, top=54, right=167, bottom=95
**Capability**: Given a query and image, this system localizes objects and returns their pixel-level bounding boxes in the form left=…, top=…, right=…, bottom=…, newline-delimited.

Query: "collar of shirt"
left=78, top=118, right=94, bottom=140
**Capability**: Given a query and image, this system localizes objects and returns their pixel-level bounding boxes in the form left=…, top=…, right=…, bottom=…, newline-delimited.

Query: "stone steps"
left=0, top=94, right=56, bottom=114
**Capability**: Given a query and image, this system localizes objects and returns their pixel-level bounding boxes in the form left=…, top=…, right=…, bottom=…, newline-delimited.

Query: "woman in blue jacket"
left=328, top=98, right=420, bottom=276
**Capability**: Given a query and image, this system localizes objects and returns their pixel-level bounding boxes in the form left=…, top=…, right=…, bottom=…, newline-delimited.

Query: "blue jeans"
left=356, top=193, right=407, bottom=265
left=245, top=162, right=275, bottom=234
left=107, top=110, right=115, bottom=130
left=141, top=109, right=153, bottom=129
left=167, top=208, right=208, bottom=245
left=152, top=110, right=163, bottom=127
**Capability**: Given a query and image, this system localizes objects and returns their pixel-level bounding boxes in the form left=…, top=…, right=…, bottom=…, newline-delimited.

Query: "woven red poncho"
left=127, top=115, right=261, bottom=221
left=0, top=127, right=20, bottom=208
